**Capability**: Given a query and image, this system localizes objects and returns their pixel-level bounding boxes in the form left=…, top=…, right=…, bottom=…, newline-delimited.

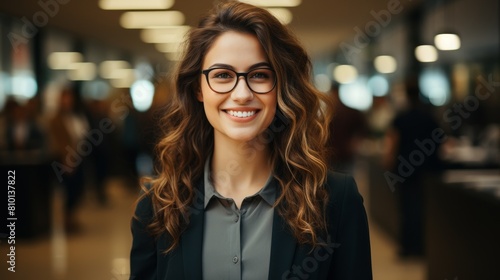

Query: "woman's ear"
left=196, top=90, right=203, bottom=102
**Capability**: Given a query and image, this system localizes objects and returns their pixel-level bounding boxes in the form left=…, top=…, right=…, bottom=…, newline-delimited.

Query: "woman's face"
left=198, top=31, right=277, bottom=144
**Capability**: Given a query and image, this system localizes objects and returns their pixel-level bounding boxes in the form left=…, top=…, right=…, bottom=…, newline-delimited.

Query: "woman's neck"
left=210, top=134, right=273, bottom=203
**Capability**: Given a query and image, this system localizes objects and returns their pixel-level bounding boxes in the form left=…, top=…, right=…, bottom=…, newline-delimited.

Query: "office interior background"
left=0, top=0, right=499, bottom=279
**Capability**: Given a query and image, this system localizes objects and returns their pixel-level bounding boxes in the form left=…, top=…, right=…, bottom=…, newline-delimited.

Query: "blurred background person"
left=85, top=98, right=111, bottom=206
left=383, top=77, right=444, bottom=257
left=48, top=86, right=90, bottom=233
left=120, top=95, right=141, bottom=189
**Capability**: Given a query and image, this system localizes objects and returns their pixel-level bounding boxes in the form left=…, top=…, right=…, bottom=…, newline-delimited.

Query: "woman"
left=130, top=1, right=372, bottom=279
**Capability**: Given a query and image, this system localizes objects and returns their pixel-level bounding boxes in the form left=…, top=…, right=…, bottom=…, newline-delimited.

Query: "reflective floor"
left=0, top=169, right=426, bottom=280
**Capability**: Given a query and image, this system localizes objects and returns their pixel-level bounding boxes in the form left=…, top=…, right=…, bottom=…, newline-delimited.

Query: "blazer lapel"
left=181, top=179, right=205, bottom=280
left=268, top=192, right=298, bottom=279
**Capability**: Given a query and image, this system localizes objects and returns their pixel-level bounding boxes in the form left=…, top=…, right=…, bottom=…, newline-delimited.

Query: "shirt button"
left=234, top=215, right=239, bottom=222
left=232, top=256, right=239, bottom=264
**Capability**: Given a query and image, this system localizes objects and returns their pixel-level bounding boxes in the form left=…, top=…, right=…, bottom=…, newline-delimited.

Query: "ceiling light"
left=106, top=68, right=135, bottom=81
left=47, top=52, right=83, bottom=69
left=11, top=70, right=37, bottom=100
left=419, top=68, right=450, bottom=106
left=99, top=0, right=174, bottom=10
left=374, top=55, right=397, bottom=74
left=339, top=77, right=373, bottom=111
left=131, top=80, right=155, bottom=112
left=415, top=45, right=438, bottom=63
left=67, top=62, right=97, bottom=81
left=434, top=32, right=461, bottom=50
left=239, top=0, right=301, bottom=7
left=99, top=60, right=132, bottom=79
left=120, top=11, right=185, bottom=29
left=333, top=65, right=358, bottom=84
left=266, top=8, right=293, bottom=25
left=367, top=75, right=389, bottom=97
left=141, top=26, right=190, bottom=43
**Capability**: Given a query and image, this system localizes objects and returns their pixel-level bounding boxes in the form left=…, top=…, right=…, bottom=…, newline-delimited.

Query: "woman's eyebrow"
left=250, top=62, right=272, bottom=69
left=207, top=63, right=233, bottom=69
left=206, top=62, right=272, bottom=70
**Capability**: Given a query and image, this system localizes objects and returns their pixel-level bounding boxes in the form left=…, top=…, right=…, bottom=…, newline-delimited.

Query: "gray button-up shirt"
left=202, top=160, right=276, bottom=280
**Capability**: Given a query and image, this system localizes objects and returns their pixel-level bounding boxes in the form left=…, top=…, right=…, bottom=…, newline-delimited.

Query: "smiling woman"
left=197, top=31, right=277, bottom=145
left=130, top=1, right=372, bottom=279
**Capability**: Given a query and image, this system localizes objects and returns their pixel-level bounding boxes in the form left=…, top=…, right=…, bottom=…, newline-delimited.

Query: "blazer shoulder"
left=323, top=171, right=366, bottom=222
left=324, top=171, right=360, bottom=199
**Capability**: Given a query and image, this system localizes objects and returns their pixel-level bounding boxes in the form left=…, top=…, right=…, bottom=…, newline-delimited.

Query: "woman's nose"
left=230, top=77, right=254, bottom=103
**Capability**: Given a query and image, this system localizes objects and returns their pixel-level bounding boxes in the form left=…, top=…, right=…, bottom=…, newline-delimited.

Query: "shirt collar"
left=203, top=158, right=276, bottom=209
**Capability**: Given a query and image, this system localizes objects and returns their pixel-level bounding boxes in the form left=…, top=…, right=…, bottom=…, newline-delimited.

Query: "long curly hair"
left=140, top=0, right=333, bottom=253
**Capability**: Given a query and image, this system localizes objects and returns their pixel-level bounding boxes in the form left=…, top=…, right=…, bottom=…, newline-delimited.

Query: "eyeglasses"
left=201, top=68, right=276, bottom=94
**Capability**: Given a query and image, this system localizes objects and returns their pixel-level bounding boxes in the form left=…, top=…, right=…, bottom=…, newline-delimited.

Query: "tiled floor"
left=0, top=172, right=426, bottom=280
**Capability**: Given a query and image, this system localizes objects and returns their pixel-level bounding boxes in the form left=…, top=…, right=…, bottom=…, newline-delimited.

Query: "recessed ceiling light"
left=374, top=55, right=397, bottom=74
left=67, top=62, right=97, bottom=81
left=120, top=11, right=185, bottom=29
left=333, top=65, right=358, bottom=84
left=415, top=45, right=438, bottom=63
left=99, top=60, right=132, bottom=79
left=140, top=26, right=190, bottom=43
left=99, top=0, right=174, bottom=10
left=434, top=32, right=461, bottom=51
left=47, top=52, right=83, bottom=69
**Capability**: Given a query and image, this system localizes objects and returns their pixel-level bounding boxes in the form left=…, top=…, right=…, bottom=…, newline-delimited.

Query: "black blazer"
left=130, top=172, right=372, bottom=279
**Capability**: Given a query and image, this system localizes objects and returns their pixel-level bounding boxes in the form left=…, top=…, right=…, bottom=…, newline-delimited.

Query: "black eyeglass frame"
left=201, top=68, right=277, bottom=94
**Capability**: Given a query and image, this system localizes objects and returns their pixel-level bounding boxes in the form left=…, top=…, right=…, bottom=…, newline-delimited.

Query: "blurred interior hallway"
left=0, top=159, right=426, bottom=280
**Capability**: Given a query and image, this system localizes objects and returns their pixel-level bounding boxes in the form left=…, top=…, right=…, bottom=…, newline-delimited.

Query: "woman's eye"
left=250, top=70, right=272, bottom=80
left=212, top=71, right=233, bottom=79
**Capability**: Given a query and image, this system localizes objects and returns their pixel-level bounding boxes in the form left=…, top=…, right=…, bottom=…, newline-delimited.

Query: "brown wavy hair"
left=140, top=0, right=333, bottom=253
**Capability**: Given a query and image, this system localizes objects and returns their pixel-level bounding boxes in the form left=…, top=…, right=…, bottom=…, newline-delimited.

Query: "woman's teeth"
left=227, top=110, right=256, bottom=118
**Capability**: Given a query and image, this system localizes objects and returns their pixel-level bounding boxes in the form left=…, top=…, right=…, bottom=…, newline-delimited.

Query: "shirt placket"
left=228, top=200, right=242, bottom=280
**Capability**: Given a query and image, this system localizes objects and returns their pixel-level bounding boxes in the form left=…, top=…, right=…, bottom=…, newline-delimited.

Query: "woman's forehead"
left=202, top=31, right=269, bottom=69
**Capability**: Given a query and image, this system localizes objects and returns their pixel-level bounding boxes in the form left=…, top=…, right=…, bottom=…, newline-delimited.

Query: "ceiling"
left=0, top=0, right=423, bottom=63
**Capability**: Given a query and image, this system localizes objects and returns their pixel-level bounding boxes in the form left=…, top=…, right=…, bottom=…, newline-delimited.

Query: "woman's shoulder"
left=325, top=171, right=358, bottom=191
left=324, top=171, right=364, bottom=205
